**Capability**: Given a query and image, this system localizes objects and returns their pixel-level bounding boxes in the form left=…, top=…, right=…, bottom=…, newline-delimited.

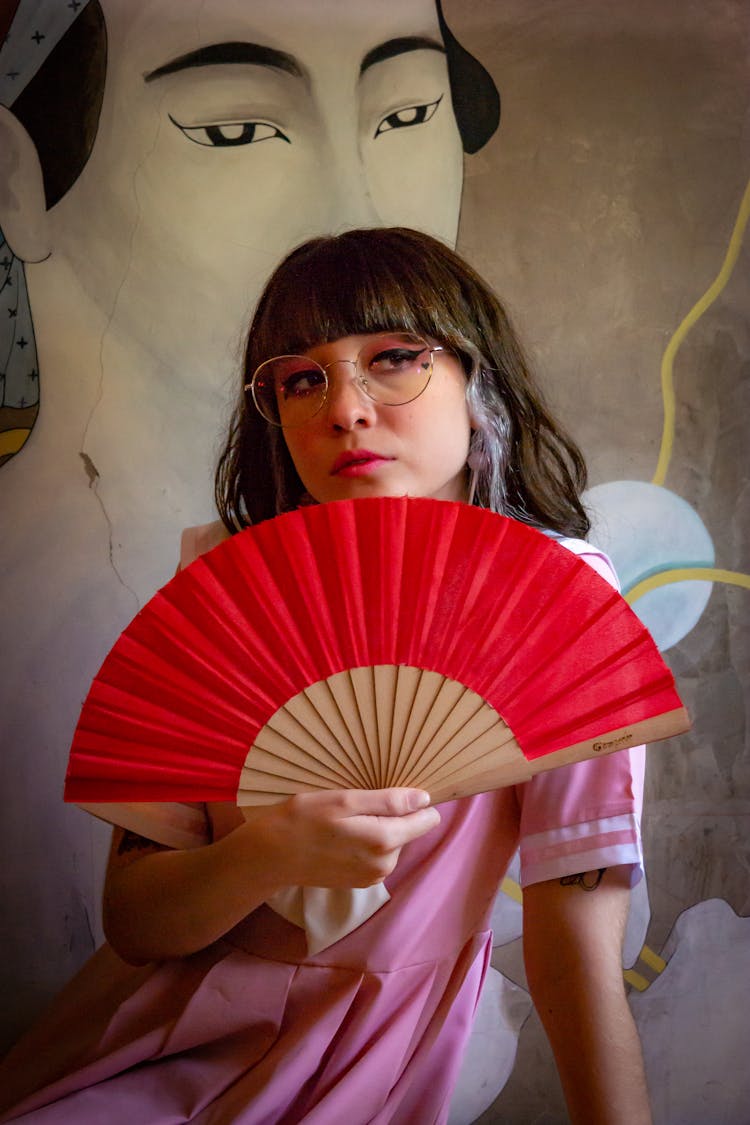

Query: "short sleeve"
left=179, top=520, right=231, bottom=570
left=516, top=539, right=646, bottom=888
left=77, top=801, right=211, bottom=849
left=75, top=520, right=232, bottom=849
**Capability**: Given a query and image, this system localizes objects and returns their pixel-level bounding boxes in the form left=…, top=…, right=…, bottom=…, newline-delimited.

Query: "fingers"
left=274, top=788, right=441, bottom=889
left=353, top=806, right=442, bottom=851
left=296, top=788, right=441, bottom=847
left=292, top=787, right=433, bottom=818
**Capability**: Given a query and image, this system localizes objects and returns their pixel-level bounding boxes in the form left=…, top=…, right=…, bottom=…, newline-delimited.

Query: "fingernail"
left=407, top=790, right=431, bottom=810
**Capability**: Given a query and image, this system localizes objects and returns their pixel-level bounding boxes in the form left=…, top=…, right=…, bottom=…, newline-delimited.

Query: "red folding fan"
left=64, top=497, right=689, bottom=809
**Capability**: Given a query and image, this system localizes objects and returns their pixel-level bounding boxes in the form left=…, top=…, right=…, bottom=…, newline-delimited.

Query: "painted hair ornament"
left=0, top=1, right=91, bottom=105
left=0, top=230, right=37, bottom=466
left=0, top=0, right=94, bottom=465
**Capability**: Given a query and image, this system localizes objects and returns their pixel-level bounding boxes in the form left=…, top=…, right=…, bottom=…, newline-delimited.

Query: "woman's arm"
left=522, top=866, right=652, bottom=1125
left=103, top=788, right=440, bottom=965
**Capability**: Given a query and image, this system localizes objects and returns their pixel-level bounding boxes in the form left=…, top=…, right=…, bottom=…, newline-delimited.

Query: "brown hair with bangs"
left=215, top=227, right=590, bottom=537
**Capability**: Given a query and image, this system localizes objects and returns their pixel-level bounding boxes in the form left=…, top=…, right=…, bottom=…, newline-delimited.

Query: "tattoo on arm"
left=560, top=867, right=607, bottom=891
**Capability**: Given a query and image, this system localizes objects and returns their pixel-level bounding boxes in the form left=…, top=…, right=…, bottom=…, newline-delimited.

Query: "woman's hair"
left=216, top=227, right=590, bottom=538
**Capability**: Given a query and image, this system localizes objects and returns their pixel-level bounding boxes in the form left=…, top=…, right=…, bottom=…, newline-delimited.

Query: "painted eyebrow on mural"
left=359, top=36, right=445, bottom=75
left=144, top=42, right=304, bottom=83
left=143, top=37, right=444, bottom=84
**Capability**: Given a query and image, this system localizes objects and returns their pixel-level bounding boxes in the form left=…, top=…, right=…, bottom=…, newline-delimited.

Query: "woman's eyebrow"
left=359, top=36, right=445, bottom=76
left=144, top=42, right=306, bottom=83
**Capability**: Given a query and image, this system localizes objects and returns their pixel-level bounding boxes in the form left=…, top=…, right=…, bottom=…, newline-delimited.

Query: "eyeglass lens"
left=251, top=332, right=433, bottom=427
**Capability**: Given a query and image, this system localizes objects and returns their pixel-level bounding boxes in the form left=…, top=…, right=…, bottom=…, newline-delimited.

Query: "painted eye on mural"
left=374, top=96, right=443, bottom=138
left=170, top=117, right=291, bottom=147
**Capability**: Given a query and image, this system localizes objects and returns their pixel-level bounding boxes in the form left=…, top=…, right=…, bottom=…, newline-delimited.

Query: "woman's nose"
left=324, top=365, right=376, bottom=430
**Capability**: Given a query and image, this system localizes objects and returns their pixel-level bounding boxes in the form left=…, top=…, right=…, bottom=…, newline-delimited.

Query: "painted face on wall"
left=42, top=0, right=465, bottom=386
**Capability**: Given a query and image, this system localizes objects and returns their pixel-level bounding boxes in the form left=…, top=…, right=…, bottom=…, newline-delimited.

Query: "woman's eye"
left=374, top=96, right=442, bottom=138
left=171, top=118, right=290, bottom=148
left=281, top=370, right=325, bottom=398
left=369, top=347, right=424, bottom=374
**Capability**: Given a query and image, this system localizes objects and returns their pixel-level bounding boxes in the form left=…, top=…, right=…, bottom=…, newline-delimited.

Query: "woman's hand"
left=238, top=788, right=442, bottom=889
left=103, top=788, right=440, bottom=964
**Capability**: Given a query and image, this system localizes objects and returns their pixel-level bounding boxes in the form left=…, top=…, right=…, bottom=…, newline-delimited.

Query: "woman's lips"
left=331, top=450, right=393, bottom=476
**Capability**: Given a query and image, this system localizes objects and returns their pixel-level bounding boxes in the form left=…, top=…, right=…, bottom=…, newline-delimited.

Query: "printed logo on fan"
left=592, top=733, right=632, bottom=753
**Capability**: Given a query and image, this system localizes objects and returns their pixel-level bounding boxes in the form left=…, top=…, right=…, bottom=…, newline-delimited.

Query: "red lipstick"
left=331, top=450, right=392, bottom=476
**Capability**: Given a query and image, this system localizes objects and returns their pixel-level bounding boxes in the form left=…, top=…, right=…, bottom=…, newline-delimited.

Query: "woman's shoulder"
left=179, top=519, right=232, bottom=570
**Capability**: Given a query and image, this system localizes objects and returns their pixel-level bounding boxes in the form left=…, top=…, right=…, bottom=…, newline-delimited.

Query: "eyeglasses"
left=246, top=332, right=444, bottom=428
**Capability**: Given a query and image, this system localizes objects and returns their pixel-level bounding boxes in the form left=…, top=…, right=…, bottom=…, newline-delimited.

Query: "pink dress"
left=0, top=529, right=645, bottom=1125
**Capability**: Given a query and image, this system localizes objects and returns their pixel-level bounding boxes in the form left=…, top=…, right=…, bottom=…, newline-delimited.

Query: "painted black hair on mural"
left=216, top=227, right=589, bottom=538
left=436, top=0, right=500, bottom=152
left=10, top=1, right=497, bottom=210
left=10, top=1, right=106, bottom=209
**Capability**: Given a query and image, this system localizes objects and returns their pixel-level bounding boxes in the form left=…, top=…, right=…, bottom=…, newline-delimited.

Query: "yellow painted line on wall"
left=500, top=876, right=524, bottom=904
left=626, top=566, right=750, bottom=605
left=624, top=968, right=651, bottom=992
left=0, top=428, right=31, bottom=457
left=652, top=176, right=750, bottom=486
left=639, top=945, right=667, bottom=973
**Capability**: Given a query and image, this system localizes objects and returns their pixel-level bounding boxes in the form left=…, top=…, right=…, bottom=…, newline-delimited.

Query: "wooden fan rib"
left=517, top=707, right=691, bottom=784
left=241, top=742, right=343, bottom=790
left=519, top=702, right=688, bottom=765
left=284, top=685, right=371, bottom=788
left=237, top=769, right=326, bottom=805
left=250, top=724, right=360, bottom=791
left=405, top=713, right=516, bottom=791
left=390, top=670, right=455, bottom=786
left=387, top=666, right=424, bottom=784
left=427, top=742, right=534, bottom=803
left=373, top=664, right=398, bottom=785
left=237, top=789, right=294, bottom=808
left=402, top=704, right=514, bottom=792
left=427, top=704, right=691, bottom=804
left=346, top=667, right=383, bottom=787
left=323, top=671, right=380, bottom=789
left=264, top=706, right=364, bottom=790
left=391, top=675, right=468, bottom=786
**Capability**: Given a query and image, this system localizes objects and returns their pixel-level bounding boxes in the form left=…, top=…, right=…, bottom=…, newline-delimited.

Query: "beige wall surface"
left=453, top=2, right=749, bottom=1119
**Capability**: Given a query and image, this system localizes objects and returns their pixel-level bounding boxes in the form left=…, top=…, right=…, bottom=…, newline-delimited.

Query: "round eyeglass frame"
left=245, top=332, right=445, bottom=429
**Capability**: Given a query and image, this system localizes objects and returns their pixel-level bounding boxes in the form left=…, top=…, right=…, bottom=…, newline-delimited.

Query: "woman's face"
left=278, top=332, right=472, bottom=505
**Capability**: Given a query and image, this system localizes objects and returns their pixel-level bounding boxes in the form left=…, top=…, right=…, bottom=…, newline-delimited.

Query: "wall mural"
left=0, top=1, right=747, bottom=1121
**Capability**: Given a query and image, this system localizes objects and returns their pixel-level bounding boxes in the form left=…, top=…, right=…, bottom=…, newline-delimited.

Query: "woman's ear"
left=0, top=105, right=51, bottom=262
